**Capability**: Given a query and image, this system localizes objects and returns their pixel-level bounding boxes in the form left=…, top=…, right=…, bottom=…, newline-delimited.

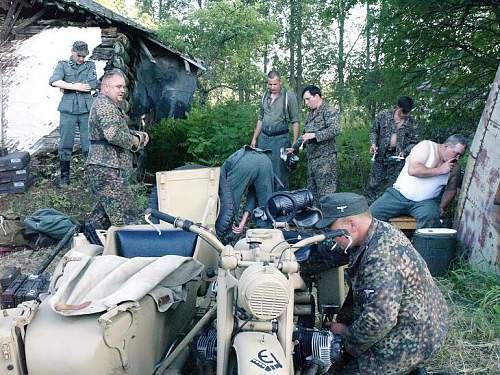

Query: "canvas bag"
left=24, top=208, right=76, bottom=241
left=0, top=215, right=28, bottom=246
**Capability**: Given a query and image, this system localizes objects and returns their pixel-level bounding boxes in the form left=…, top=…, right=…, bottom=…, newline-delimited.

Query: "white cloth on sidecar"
left=47, top=249, right=203, bottom=316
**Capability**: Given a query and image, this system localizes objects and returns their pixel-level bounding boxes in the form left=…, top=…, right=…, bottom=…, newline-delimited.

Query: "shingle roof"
left=57, top=0, right=205, bottom=70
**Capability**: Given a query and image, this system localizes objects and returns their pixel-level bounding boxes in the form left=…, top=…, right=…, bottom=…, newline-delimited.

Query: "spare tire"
left=147, top=164, right=235, bottom=237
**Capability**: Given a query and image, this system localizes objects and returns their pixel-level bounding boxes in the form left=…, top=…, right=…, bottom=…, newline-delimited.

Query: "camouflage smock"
left=369, top=108, right=419, bottom=160
left=341, top=218, right=448, bottom=374
left=86, top=94, right=137, bottom=171
left=302, top=101, right=341, bottom=160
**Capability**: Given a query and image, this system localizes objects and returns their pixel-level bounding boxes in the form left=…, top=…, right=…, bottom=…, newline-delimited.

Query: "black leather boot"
left=57, top=160, right=70, bottom=188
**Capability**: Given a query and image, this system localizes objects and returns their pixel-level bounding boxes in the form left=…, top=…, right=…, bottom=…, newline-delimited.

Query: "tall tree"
left=157, top=1, right=277, bottom=104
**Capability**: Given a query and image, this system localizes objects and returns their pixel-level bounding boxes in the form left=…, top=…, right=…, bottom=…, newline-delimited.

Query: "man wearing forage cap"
left=316, top=192, right=448, bottom=374
left=49, top=40, right=97, bottom=188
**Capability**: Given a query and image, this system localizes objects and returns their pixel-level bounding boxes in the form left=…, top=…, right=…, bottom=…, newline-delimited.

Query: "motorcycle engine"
left=238, top=264, right=289, bottom=321
left=293, top=327, right=344, bottom=374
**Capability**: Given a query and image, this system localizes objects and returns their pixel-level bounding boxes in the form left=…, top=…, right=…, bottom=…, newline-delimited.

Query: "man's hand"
left=250, top=138, right=257, bottom=148
left=285, top=147, right=295, bottom=154
left=439, top=206, right=445, bottom=217
left=325, top=322, right=349, bottom=336
left=370, top=144, right=378, bottom=155
left=301, top=132, right=316, bottom=142
left=437, top=158, right=457, bottom=175
left=232, top=223, right=245, bottom=234
left=72, top=83, right=91, bottom=92
left=143, top=132, right=150, bottom=146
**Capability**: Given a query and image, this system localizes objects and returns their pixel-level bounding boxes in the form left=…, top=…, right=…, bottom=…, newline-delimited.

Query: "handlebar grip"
left=147, top=208, right=177, bottom=225
left=324, top=229, right=349, bottom=240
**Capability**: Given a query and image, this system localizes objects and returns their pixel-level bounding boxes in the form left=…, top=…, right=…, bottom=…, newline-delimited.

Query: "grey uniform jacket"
left=49, top=59, right=97, bottom=114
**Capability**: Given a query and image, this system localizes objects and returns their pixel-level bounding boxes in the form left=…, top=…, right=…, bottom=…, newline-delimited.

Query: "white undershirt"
left=393, top=141, right=449, bottom=202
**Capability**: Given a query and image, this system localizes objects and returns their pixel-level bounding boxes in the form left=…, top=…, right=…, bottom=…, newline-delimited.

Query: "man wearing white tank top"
left=370, top=134, right=467, bottom=229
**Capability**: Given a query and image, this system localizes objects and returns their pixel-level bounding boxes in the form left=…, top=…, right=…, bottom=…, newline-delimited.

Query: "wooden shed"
left=455, top=64, right=500, bottom=273
left=0, top=0, right=204, bottom=154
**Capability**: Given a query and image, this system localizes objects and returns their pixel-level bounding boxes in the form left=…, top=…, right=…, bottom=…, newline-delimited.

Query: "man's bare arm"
left=51, top=80, right=91, bottom=92
left=439, top=190, right=456, bottom=216
left=407, top=141, right=454, bottom=177
left=251, top=120, right=262, bottom=148
left=292, top=121, right=299, bottom=144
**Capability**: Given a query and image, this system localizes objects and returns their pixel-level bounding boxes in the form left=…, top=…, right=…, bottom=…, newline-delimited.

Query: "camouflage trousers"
left=85, top=165, right=141, bottom=230
left=366, top=159, right=405, bottom=203
left=307, top=154, right=337, bottom=207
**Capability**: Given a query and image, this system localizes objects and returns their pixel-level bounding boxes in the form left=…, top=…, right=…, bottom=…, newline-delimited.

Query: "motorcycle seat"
left=115, top=229, right=198, bottom=258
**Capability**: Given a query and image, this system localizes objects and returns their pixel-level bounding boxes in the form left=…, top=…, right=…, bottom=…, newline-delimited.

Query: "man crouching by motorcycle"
left=316, top=192, right=448, bottom=375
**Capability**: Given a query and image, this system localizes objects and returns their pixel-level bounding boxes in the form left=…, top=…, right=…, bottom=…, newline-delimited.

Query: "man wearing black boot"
left=49, top=40, right=97, bottom=188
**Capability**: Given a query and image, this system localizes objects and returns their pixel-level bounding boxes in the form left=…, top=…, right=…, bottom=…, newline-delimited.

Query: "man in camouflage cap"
left=85, top=70, right=149, bottom=229
left=49, top=41, right=97, bottom=187
left=316, top=192, right=448, bottom=374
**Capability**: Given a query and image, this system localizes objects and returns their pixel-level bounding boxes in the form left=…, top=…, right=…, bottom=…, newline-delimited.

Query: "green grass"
left=425, top=262, right=500, bottom=374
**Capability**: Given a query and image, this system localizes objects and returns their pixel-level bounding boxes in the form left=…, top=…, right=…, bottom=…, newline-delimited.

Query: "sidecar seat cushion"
left=115, top=229, right=197, bottom=258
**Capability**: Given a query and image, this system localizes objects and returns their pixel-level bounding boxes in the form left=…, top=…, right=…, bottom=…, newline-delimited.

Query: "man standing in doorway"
left=251, top=71, right=300, bottom=188
left=367, top=96, right=419, bottom=202
left=49, top=40, right=97, bottom=188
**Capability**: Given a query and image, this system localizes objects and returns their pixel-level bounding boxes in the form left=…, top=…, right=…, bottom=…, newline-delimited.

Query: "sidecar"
left=0, top=167, right=220, bottom=375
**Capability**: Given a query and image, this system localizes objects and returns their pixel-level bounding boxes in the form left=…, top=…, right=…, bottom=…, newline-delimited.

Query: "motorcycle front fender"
left=232, top=331, right=289, bottom=375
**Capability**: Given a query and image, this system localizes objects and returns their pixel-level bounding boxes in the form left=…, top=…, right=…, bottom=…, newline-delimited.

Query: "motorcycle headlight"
left=238, top=264, right=289, bottom=321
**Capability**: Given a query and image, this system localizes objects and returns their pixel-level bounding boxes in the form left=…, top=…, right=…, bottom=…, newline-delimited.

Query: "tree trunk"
left=295, top=0, right=303, bottom=110
left=337, top=4, right=345, bottom=114
left=288, top=0, right=297, bottom=89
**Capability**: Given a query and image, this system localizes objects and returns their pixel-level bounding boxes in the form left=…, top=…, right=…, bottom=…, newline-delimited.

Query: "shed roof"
left=39, top=0, right=206, bottom=70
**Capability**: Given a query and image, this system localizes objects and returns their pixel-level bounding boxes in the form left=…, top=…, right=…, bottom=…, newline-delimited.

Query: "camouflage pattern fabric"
left=367, top=108, right=419, bottom=200
left=338, top=218, right=448, bottom=374
left=86, top=94, right=137, bottom=171
left=302, top=101, right=341, bottom=205
left=85, top=165, right=140, bottom=229
left=366, top=158, right=405, bottom=203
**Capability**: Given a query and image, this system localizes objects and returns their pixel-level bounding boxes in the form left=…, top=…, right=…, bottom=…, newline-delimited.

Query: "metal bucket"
left=413, top=228, right=457, bottom=277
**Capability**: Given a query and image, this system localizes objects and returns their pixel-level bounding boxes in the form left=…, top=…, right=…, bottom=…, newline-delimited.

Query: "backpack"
left=0, top=215, right=28, bottom=247
left=24, top=208, right=77, bottom=241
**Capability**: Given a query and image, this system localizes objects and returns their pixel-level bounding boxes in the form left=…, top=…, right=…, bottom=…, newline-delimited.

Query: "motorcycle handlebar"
left=291, top=229, right=350, bottom=252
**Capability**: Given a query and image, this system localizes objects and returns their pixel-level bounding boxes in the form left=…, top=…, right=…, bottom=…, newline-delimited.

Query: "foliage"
left=156, top=1, right=278, bottom=103
left=146, top=117, right=189, bottom=173
left=350, top=1, right=499, bottom=139
left=145, top=102, right=257, bottom=170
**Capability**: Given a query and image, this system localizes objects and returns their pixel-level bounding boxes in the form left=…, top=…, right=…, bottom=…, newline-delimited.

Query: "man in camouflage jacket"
left=315, top=193, right=448, bottom=374
left=290, top=85, right=341, bottom=205
left=367, top=96, right=419, bottom=202
left=85, top=71, right=149, bottom=229
left=49, top=41, right=97, bottom=187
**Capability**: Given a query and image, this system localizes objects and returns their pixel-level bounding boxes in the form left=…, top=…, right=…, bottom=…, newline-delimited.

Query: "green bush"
left=145, top=102, right=258, bottom=172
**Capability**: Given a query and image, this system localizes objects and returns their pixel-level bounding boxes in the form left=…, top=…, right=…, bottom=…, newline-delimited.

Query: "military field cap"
left=72, top=41, right=89, bottom=56
left=315, top=192, right=369, bottom=229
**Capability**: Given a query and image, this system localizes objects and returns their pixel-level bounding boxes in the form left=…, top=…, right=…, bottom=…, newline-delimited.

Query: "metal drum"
left=413, top=228, right=457, bottom=277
